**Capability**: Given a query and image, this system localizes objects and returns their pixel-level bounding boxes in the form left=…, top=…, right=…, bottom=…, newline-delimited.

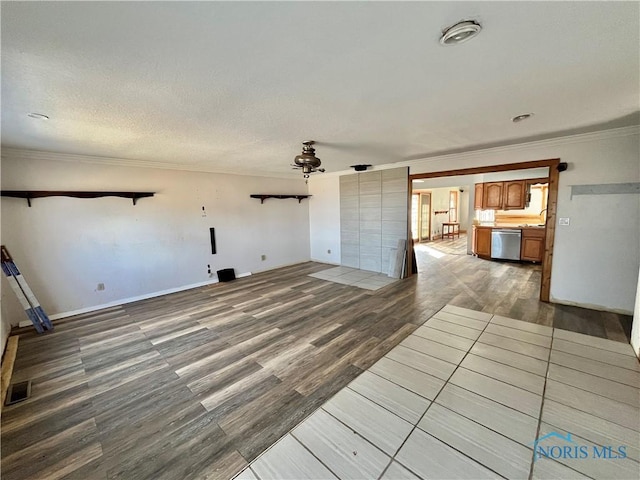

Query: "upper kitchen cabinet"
left=502, top=180, right=526, bottom=210
left=474, top=183, right=484, bottom=210
left=482, top=182, right=504, bottom=209
left=475, top=180, right=528, bottom=210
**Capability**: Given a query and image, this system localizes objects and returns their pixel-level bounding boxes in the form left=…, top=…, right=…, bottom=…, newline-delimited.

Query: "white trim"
left=549, top=296, right=634, bottom=317
left=0, top=148, right=300, bottom=179
left=309, top=259, right=340, bottom=266
left=17, top=273, right=251, bottom=327
left=313, top=125, right=640, bottom=178
left=3, top=126, right=638, bottom=180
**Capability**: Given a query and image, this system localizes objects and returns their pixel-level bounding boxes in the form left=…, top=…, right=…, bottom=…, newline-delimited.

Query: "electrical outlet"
left=261, top=254, right=266, bottom=261
left=96, top=283, right=105, bottom=291
left=559, top=217, right=570, bottom=226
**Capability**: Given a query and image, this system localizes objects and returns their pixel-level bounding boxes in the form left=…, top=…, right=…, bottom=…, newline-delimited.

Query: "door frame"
left=407, top=158, right=560, bottom=302
left=412, top=191, right=431, bottom=242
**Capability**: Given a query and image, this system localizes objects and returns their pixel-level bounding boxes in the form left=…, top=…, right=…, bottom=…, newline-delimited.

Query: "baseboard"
left=309, top=258, right=340, bottom=266
left=18, top=273, right=252, bottom=327
left=549, top=297, right=633, bottom=317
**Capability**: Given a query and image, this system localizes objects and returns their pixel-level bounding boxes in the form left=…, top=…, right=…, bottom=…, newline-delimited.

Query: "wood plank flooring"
left=1, top=258, right=633, bottom=479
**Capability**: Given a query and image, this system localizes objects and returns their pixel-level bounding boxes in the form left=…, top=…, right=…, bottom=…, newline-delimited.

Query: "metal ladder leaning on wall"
left=1, top=245, right=53, bottom=333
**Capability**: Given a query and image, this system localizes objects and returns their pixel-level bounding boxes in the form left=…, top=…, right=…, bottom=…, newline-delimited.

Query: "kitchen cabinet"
left=521, top=228, right=545, bottom=262
left=472, top=226, right=492, bottom=258
left=475, top=180, right=527, bottom=210
left=483, top=182, right=504, bottom=209
left=503, top=180, right=526, bottom=210
left=474, top=183, right=484, bottom=210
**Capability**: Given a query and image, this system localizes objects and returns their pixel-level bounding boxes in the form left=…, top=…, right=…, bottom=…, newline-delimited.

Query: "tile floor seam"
left=415, top=325, right=479, bottom=343
left=315, top=405, right=396, bottom=467
left=454, top=365, right=545, bottom=398
left=395, top=343, right=464, bottom=367
left=408, top=427, right=510, bottom=480
left=343, top=385, right=419, bottom=422
left=385, top=309, right=498, bottom=476
left=541, top=385, right=640, bottom=431
left=427, top=398, right=537, bottom=450
left=411, top=331, right=470, bottom=352
left=479, top=328, right=550, bottom=348
left=552, top=331, right=637, bottom=356
left=431, top=314, right=488, bottom=331
left=475, top=338, right=550, bottom=361
left=377, top=457, right=423, bottom=480
left=438, top=381, right=540, bottom=421
left=544, top=373, right=640, bottom=410
left=528, top=327, right=554, bottom=480
left=288, top=431, right=345, bottom=480
left=547, top=359, right=640, bottom=388
left=462, top=351, right=547, bottom=378
left=418, top=323, right=479, bottom=341
left=366, top=360, right=445, bottom=399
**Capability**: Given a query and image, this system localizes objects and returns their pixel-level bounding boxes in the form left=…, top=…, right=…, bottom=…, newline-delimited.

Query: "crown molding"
left=2, top=125, right=638, bottom=180
left=310, top=125, right=640, bottom=180
left=0, top=147, right=300, bottom=180
left=392, top=125, right=640, bottom=170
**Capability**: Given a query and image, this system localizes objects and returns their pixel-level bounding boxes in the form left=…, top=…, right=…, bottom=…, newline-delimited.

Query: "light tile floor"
left=309, top=266, right=399, bottom=291
left=234, top=305, right=640, bottom=480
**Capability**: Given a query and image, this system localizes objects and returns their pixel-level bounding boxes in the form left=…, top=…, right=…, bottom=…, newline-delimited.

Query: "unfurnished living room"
left=1, top=2, right=639, bottom=480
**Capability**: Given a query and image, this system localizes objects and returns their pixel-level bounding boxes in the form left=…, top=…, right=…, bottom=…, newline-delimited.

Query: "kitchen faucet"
left=540, top=208, right=548, bottom=216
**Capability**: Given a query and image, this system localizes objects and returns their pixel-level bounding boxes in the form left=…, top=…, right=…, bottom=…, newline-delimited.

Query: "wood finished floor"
left=1, top=258, right=633, bottom=480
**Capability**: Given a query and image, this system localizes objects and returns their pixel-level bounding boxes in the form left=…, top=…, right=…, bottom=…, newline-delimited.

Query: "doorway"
left=408, top=158, right=560, bottom=302
left=411, top=192, right=431, bottom=243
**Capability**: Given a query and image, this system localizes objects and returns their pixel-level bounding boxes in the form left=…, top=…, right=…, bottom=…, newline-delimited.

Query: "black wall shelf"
left=250, top=194, right=311, bottom=204
left=1, top=190, right=155, bottom=207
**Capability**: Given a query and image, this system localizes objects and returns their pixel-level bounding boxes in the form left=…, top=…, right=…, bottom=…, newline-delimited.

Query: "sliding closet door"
left=381, top=168, right=409, bottom=274
left=340, top=174, right=360, bottom=268
left=340, top=167, right=409, bottom=273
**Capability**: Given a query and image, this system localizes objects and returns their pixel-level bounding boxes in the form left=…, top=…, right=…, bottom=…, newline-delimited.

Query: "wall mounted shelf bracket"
left=1, top=191, right=155, bottom=207
left=250, top=194, right=311, bottom=204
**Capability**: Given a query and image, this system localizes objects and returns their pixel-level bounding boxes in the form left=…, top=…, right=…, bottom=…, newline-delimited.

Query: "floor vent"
left=5, top=380, right=31, bottom=405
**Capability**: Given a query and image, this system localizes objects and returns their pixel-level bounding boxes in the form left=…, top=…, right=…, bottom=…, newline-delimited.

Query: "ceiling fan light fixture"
left=440, top=20, right=482, bottom=46
left=291, top=140, right=325, bottom=180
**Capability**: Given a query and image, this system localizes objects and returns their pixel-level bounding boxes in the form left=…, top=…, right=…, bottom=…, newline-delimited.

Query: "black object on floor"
left=217, top=268, right=236, bottom=282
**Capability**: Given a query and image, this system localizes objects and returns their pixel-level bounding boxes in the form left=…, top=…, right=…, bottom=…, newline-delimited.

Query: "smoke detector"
left=440, top=20, right=482, bottom=46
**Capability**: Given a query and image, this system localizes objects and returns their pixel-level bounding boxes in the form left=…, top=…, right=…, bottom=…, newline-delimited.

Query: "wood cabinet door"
left=482, top=182, right=503, bottom=209
left=474, top=183, right=484, bottom=210
left=521, top=237, right=543, bottom=262
left=475, top=228, right=492, bottom=257
left=503, top=180, right=526, bottom=210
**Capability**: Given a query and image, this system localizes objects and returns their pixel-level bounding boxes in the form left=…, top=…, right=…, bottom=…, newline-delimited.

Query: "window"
left=449, top=190, right=458, bottom=222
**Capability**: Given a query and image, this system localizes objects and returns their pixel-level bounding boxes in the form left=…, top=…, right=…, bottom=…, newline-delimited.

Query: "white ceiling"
left=1, top=2, right=638, bottom=177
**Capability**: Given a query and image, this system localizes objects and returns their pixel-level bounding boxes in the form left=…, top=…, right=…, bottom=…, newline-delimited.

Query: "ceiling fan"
left=291, top=140, right=325, bottom=181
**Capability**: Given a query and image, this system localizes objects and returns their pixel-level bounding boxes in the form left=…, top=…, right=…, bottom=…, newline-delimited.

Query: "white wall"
left=1, top=156, right=311, bottom=330
left=309, top=126, right=640, bottom=314
left=309, top=175, right=341, bottom=264
left=1, top=301, right=11, bottom=355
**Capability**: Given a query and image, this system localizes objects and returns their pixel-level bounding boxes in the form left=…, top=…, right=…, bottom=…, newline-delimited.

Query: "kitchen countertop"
left=474, top=224, right=546, bottom=229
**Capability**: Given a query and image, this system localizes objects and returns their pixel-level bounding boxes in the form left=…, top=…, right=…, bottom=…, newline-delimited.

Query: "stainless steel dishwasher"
left=491, top=229, right=522, bottom=260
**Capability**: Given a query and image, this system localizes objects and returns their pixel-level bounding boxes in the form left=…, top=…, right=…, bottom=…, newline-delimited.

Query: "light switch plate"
left=559, top=217, right=570, bottom=226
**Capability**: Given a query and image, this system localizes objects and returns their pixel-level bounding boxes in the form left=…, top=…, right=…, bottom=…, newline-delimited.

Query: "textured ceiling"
left=1, top=2, right=639, bottom=177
